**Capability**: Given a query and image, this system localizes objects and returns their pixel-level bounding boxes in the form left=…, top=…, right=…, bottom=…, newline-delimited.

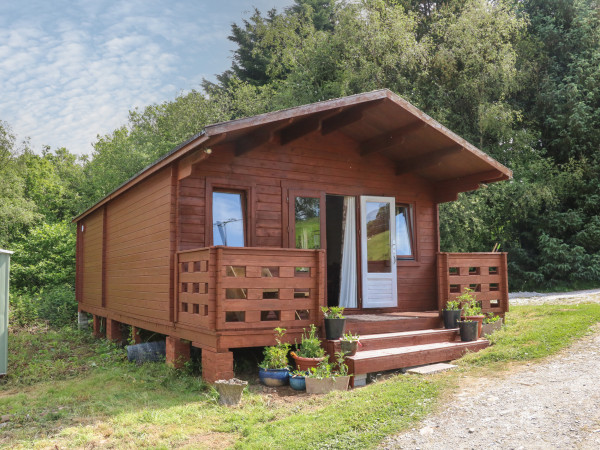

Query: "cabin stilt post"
left=92, top=315, right=105, bottom=339
left=166, top=336, right=191, bottom=369
left=106, top=319, right=124, bottom=344
left=131, top=326, right=142, bottom=344
left=202, top=348, right=234, bottom=383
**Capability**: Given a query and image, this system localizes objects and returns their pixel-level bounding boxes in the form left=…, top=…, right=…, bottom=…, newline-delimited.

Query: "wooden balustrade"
left=175, top=246, right=325, bottom=333
left=437, top=252, right=509, bottom=315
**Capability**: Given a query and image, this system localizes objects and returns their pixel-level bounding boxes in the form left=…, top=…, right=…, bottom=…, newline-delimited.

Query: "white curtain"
left=339, top=196, right=357, bottom=308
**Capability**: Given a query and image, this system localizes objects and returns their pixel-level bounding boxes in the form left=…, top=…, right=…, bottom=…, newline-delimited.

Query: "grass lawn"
left=2, top=303, right=600, bottom=449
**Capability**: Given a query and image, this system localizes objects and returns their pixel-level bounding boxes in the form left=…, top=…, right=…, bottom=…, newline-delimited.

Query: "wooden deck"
left=80, top=248, right=507, bottom=382
left=175, top=246, right=325, bottom=348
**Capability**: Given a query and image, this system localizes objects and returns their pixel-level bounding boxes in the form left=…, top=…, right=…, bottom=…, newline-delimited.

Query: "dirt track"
left=382, top=291, right=600, bottom=449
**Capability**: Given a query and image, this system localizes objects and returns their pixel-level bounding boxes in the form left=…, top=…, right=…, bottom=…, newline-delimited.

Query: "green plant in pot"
left=481, top=312, right=503, bottom=336
left=289, top=369, right=308, bottom=391
left=457, top=318, right=479, bottom=342
left=305, top=351, right=351, bottom=394
left=291, top=324, right=326, bottom=372
left=442, top=300, right=462, bottom=329
left=258, top=327, right=291, bottom=386
left=339, top=332, right=361, bottom=356
left=321, top=306, right=345, bottom=340
left=458, top=288, right=484, bottom=338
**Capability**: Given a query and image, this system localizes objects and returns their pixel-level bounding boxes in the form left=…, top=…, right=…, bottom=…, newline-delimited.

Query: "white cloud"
left=0, top=0, right=293, bottom=155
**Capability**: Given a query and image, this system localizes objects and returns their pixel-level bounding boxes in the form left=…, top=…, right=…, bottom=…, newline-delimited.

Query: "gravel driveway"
left=382, top=290, right=600, bottom=450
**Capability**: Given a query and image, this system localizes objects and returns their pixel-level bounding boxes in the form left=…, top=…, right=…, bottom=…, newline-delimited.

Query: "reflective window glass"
left=395, top=205, right=414, bottom=259
left=366, top=201, right=391, bottom=273
left=213, top=191, right=245, bottom=246
left=295, top=197, right=320, bottom=249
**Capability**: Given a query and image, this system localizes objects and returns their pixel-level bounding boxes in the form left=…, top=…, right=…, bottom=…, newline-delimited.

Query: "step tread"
left=356, top=328, right=458, bottom=341
left=349, top=340, right=488, bottom=361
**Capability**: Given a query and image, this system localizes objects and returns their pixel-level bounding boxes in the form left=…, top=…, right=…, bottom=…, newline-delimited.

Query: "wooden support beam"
left=235, top=119, right=293, bottom=156
left=434, top=170, right=507, bottom=203
left=320, top=99, right=384, bottom=135
left=279, top=109, right=343, bottom=145
left=279, top=115, right=323, bottom=146
left=178, top=148, right=212, bottom=180
left=360, top=121, right=426, bottom=156
left=396, top=145, right=463, bottom=175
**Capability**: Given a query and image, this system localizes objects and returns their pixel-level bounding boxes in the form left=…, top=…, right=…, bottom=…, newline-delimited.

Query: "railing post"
left=173, top=252, right=179, bottom=324
left=501, top=252, right=509, bottom=313
left=215, top=247, right=223, bottom=331
left=317, top=249, right=326, bottom=324
left=437, top=253, right=448, bottom=312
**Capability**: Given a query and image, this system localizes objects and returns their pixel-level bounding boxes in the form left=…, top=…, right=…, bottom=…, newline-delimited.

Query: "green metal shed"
left=0, top=249, right=13, bottom=376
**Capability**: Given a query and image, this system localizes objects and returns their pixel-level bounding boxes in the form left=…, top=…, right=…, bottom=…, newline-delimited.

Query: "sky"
left=0, top=0, right=293, bottom=156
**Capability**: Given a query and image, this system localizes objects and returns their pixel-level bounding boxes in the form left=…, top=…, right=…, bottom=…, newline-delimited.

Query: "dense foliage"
left=2, top=0, right=600, bottom=327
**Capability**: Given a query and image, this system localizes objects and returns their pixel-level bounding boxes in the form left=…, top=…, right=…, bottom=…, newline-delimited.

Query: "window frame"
left=395, top=202, right=418, bottom=263
left=205, top=177, right=255, bottom=247
left=286, top=189, right=326, bottom=249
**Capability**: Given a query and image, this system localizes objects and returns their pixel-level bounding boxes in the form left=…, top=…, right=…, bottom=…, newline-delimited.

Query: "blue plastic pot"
left=289, top=374, right=306, bottom=391
left=259, top=368, right=289, bottom=386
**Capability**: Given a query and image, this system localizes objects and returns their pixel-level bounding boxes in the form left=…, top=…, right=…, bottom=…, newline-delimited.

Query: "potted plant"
left=321, top=306, right=346, bottom=340
left=289, top=370, right=308, bottom=391
left=442, top=300, right=462, bottom=329
left=339, top=332, right=361, bottom=356
left=457, top=319, right=478, bottom=342
left=305, top=352, right=351, bottom=394
left=458, top=288, right=484, bottom=338
left=481, top=313, right=503, bottom=336
left=291, top=324, right=326, bottom=371
left=258, top=327, right=291, bottom=386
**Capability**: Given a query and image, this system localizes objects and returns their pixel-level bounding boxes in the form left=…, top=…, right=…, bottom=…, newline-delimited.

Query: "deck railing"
left=437, top=252, right=509, bottom=315
left=175, top=246, right=325, bottom=332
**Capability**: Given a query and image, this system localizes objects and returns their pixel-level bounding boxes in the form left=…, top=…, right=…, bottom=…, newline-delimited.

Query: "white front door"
left=360, top=196, right=397, bottom=308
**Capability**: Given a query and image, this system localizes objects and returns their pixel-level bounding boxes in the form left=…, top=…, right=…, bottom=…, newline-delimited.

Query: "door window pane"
left=395, top=205, right=413, bottom=259
left=213, top=192, right=245, bottom=246
left=295, top=197, right=320, bottom=249
left=366, top=201, right=391, bottom=273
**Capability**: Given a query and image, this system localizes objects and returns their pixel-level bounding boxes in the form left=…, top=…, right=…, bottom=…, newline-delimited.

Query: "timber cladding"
left=78, top=169, right=173, bottom=321
left=80, top=208, right=103, bottom=307
left=181, top=129, right=439, bottom=312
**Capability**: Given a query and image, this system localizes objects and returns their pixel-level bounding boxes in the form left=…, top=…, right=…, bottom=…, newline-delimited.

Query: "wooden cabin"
left=74, top=89, right=511, bottom=383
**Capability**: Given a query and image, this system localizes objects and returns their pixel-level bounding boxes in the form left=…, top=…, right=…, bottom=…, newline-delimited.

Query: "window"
left=395, top=204, right=414, bottom=260
left=295, top=196, right=321, bottom=249
left=213, top=191, right=246, bottom=246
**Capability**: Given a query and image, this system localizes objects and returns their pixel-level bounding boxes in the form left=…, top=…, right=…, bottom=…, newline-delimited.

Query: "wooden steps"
left=330, top=328, right=460, bottom=352
left=345, top=314, right=442, bottom=335
left=323, top=326, right=489, bottom=387
left=347, top=339, right=489, bottom=375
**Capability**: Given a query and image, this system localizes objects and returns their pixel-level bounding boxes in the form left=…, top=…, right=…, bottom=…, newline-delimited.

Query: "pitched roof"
left=74, top=89, right=511, bottom=221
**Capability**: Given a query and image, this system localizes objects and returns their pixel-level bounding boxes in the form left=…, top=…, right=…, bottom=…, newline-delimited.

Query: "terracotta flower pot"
left=292, top=353, right=326, bottom=372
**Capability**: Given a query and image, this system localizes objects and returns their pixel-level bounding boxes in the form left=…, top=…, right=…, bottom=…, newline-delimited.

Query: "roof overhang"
left=74, top=89, right=511, bottom=222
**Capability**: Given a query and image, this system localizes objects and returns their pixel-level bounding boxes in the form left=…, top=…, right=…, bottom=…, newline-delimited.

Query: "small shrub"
left=36, top=285, right=77, bottom=327
left=9, top=285, right=77, bottom=329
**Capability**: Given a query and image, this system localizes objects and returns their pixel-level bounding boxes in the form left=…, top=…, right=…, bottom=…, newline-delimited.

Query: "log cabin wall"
left=104, top=168, right=173, bottom=322
left=179, top=130, right=439, bottom=312
left=78, top=169, right=175, bottom=324
left=79, top=208, right=103, bottom=308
